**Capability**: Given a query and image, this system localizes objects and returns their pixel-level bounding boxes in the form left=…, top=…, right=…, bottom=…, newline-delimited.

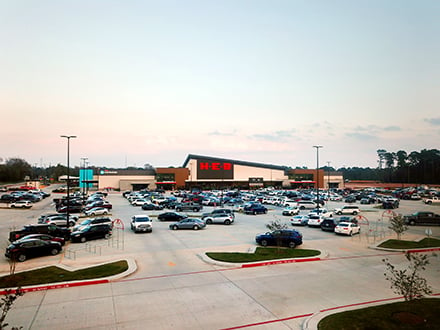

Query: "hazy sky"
left=1, top=1, right=439, bottom=169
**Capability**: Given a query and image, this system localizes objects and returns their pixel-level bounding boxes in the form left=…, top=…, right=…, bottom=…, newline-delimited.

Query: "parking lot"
left=1, top=191, right=440, bottom=329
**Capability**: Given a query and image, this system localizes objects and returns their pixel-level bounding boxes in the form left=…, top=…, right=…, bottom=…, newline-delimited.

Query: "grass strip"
left=0, top=260, right=128, bottom=288
left=318, top=298, right=440, bottom=329
left=378, top=238, right=440, bottom=249
left=206, top=247, right=320, bottom=263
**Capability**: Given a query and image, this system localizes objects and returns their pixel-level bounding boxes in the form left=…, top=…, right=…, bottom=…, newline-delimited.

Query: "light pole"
left=61, top=135, right=77, bottom=228
left=313, top=145, right=323, bottom=211
left=327, top=161, right=331, bottom=199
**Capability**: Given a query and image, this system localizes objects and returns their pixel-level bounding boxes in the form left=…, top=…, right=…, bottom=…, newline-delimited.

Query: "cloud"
left=383, top=126, right=401, bottom=131
left=345, top=132, right=377, bottom=140
left=250, top=129, right=297, bottom=142
left=424, top=118, right=440, bottom=126
left=208, top=130, right=237, bottom=136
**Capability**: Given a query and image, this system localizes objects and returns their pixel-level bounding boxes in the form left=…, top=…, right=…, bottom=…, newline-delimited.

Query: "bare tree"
left=388, top=213, right=408, bottom=240
left=383, top=253, right=433, bottom=301
left=0, top=287, right=24, bottom=329
left=265, top=219, right=288, bottom=251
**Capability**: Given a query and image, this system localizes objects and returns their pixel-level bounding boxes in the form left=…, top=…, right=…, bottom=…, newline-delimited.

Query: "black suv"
left=5, top=238, right=62, bottom=262
left=320, top=218, right=339, bottom=232
left=255, top=229, right=303, bottom=248
left=70, top=224, right=112, bottom=243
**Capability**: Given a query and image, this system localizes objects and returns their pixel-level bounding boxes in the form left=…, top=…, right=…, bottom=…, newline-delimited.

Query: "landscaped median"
left=204, top=247, right=322, bottom=268
left=0, top=259, right=136, bottom=294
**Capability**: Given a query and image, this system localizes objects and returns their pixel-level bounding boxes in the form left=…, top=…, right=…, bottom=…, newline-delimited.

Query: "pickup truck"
left=175, top=202, right=203, bottom=212
left=9, top=224, right=71, bottom=242
left=403, top=212, right=440, bottom=226
left=423, top=196, right=440, bottom=205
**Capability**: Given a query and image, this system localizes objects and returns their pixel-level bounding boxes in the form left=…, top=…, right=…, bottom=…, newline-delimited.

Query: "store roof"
left=182, top=154, right=290, bottom=171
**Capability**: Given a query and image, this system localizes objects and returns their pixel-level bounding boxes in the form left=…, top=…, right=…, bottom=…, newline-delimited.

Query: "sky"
left=1, top=1, right=439, bottom=170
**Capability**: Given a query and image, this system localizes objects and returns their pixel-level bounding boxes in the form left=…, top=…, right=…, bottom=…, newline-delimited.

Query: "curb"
left=0, top=258, right=137, bottom=295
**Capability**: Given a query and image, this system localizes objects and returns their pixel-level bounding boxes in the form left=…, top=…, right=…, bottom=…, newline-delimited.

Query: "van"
left=334, top=205, right=360, bottom=215
left=297, top=201, right=318, bottom=210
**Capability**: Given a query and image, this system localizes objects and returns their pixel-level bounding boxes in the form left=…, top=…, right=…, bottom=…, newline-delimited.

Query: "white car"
left=290, top=215, right=309, bottom=226
left=334, top=205, right=360, bottom=215
left=9, top=200, right=33, bottom=208
left=307, top=215, right=326, bottom=227
left=334, top=222, right=361, bottom=236
left=203, top=213, right=234, bottom=225
left=308, top=208, right=333, bottom=217
left=84, top=207, right=109, bottom=216
left=131, top=215, right=153, bottom=233
left=282, top=206, right=300, bottom=216
left=131, top=198, right=149, bottom=206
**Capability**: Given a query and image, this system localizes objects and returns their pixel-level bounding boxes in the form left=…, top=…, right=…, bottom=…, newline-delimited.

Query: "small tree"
left=388, top=213, right=408, bottom=240
left=383, top=253, right=433, bottom=301
left=265, top=219, right=288, bottom=251
left=0, top=287, right=24, bottom=329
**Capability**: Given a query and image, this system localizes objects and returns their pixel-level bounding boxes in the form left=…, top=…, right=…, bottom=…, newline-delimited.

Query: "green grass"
left=206, top=247, right=320, bottom=263
left=318, top=298, right=440, bottom=329
left=378, top=238, right=440, bottom=249
left=0, top=260, right=128, bottom=289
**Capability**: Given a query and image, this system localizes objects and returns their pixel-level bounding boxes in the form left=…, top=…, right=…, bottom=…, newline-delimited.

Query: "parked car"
left=282, top=206, right=300, bottom=216
left=307, top=215, right=326, bottom=227
left=308, top=208, right=333, bottom=218
left=175, top=203, right=203, bottom=212
left=255, top=229, right=303, bottom=248
left=404, top=212, right=440, bottom=226
left=131, top=198, right=149, bottom=206
left=72, top=217, right=113, bottom=231
left=83, top=201, right=112, bottom=211
left=296, top=200, right=318, bottom=210
left=9, top=224, right=71, bottom=242
left=130, top=215, right=153, bottom=233
left=57, top=205, right=83, bottom=213
left=203, top=213, right=234, bottom=225
left=141, top=203, right=164, bottom=211
left=5, top=238, right=62, bottom=262
left=202, top=208, right=235, bottom=219
left=290, top=215, right=309, bottom=226
left=334, top=222, right=361, bottom=236
left=42, top=215, right=77, bottom=227
left=9, top=200, right=33, bottom=208
left=157, top=211, right=188, bottom=222
left=70, top=224, right=112, bottom=243
left=320, top=218, right=339, bottom=232
left=334, top=205, right=360, bottom=215
left=84, top=207, right=109, bottom=216
left=169, top=218, right=206, bottom=230
left=13, top=234, right=65, bottom=246
left=382, top=198, right=399, bottom=209
left=244, top=203, right=267, bottom=215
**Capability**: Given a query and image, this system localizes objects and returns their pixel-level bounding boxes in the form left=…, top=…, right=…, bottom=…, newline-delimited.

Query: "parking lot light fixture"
left=313, top=145, right=323, bottom=211
left=61, top=135, right=77, bottom=227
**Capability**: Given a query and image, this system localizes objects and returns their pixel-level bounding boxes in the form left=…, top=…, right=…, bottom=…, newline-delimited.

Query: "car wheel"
left=300, top=206, right=305, bottom=210
left=353, top=211, right=358, bottom=215
left=69, top=221, right=75, bottom=226
left=253, top=211, right=257, bottom=215
left=172, top=225, right=178, bottom=230
left=193, top=225, right=199, bottom=230
left=193, top=208, right=199, bottom=212
left=409, top=220, right=415, bottom=226
left=261, top=240, right=268, bottom=247
left=17, top=254, right=26, bottom=262
left=176, top=208, right=182, bottom=212
left=349, top=231, right=353, bottom=236
left=206, top=219, right=212, bottom=224
left=427, top=201, right=432, bottom=205
left=288, top=241, right=296, bottom=248
left=104, top=233, right=110, bottom=239
left=80, top=236, right=87, bottom=243
left=336, top=211, right=342, bottom=215
left=10, top=205, right=15, bottom=208
left=50, top=248, right=59, bottom=255
left=264, top=210, right=267, bottom=214
left=224, top=220, right=231, bottom=225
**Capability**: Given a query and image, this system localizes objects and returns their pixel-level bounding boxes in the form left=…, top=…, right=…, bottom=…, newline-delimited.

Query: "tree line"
left=1, top=148, right=439, bottom=185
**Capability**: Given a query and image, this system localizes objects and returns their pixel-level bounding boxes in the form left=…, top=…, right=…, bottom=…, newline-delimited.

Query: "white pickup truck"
left=424, top=196, right=440, bottom=205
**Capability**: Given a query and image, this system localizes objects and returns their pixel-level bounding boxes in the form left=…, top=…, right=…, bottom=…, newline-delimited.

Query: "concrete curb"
left=0, top=258, right=137, bottom=295
left=199, top=248, right=328, bottom=268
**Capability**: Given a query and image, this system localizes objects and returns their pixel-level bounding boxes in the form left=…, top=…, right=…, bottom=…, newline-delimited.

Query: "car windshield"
left=135, top=218, right=150, bottom=222
left=80, top=220, right=91, bottom=226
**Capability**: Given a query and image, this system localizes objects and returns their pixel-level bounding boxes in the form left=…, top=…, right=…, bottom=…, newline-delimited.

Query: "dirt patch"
left=392, top=311, right=426, bottom=325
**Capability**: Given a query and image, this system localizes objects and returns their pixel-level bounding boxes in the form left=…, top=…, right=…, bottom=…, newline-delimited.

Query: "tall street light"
left=327, top=161, right=331, bottom=199
left=61, top=135, right=77, bottom=228
left=313, top=145, right=323, bottom=212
